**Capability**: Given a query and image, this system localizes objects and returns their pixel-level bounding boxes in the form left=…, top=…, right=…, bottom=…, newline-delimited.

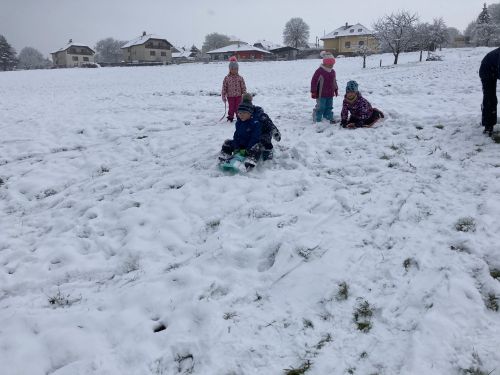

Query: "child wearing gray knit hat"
left=221, top=56, right=247, bottom=122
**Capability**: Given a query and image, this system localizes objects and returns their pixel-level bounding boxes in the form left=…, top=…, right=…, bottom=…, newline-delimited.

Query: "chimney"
left=142, top=31, right=147, bottom=37
left=345, top=22, right=348, bottom=28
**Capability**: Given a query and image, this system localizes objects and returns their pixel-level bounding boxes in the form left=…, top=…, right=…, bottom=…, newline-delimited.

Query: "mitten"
left=311, top=92, right=318, bottom=99
left=340, top=120, right=348, bottom=128
left=272, top=129, right=281, bottom=142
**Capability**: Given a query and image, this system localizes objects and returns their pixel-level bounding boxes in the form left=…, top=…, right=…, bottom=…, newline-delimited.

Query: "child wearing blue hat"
left=340, top=80, right=384, bottom=128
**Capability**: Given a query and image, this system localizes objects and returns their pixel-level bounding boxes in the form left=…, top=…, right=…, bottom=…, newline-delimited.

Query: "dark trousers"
left=479, top=65, right=497, bottom=129
left=348, top=108, right=384, bottom=127
left=221, top=140, right=262, bottom=161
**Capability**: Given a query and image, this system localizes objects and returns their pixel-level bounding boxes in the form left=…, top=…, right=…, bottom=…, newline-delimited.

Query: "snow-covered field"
left=1, top=47, right=500, bottom=375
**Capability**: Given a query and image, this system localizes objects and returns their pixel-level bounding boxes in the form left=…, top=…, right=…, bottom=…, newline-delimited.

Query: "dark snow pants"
left=479, top=67, right=497, bottom=130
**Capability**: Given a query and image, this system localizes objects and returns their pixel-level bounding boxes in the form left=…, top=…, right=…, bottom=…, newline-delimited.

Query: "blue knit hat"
left=346, top=80, right=359, bottom=92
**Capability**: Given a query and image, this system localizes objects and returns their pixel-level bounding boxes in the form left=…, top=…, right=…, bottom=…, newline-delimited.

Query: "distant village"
left=49, top=23, right=384, bottom=69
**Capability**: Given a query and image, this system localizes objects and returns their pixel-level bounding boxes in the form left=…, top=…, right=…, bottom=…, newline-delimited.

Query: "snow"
left=1, top=47, right=500, bottom=375
left=121, top=34, right=171, bottom=49
left=207, top=43, right=271, bottom=54
left=323, top=23, right=373, bottom=39
left=52, top=42, right=95, bottom=54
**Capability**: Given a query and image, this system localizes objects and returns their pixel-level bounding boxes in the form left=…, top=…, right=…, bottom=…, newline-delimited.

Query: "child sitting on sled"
left=218, top=97, right=262, bottom=171
left=241, top=93, right=281, bottom=161
left=340, top=80, right=384, bottom=128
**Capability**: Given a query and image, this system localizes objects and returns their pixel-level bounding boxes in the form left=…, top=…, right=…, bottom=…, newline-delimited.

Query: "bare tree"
left=283, top=17, right=310, bottom=48
left=445, top=27, right=462, bottom=47
left=95, top=38, right=127, bottom=63
left=18, top=47, right=51, bottom=69
left=428, top=18, right=448, bottom=51
left=414, top=23, right=432, bottom=62
left=373, top=11, right=419, bottom=65
left=202, top=33, right=231, bottom=53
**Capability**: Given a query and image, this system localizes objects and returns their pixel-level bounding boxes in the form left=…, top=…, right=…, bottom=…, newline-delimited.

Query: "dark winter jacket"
left=341, top=92, right=373, bottom=122
left=253, top=106, right=280, bottom=146
left=232, top=116, right=262, bottom=151
left=479, top=47, right=500, bottom=80
left=311, top=65, right=338, bottom=98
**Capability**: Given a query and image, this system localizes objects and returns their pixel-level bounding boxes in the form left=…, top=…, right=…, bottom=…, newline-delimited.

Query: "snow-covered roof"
left=322, top=23, right=373, bottom=40
left=52, top=41, right=94, bottom=54
left=121, top=34, right=171, bottom=49
left=206, top=44, right=271, bottom=54
left=253, top=40, right=282, bottom=51
left=172, top=49, right=193, bottom=59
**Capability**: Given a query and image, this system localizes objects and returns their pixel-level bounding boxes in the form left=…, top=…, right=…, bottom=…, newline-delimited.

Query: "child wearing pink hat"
left=310, top=52, right=338, bottom=123
left=221, top=56, right=247, bottom=122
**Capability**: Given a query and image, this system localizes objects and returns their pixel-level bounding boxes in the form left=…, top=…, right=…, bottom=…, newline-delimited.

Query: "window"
left=358, top=29, right=363, bottom=32
left=72, top=56, right=79, bottom=61
left=334, top=32, right=338, bottom=35
left=83, top=57, right=89, bottom=61
left=150, top=50, right=156, bottom=56
left=358, top=41, right=365, bottom=46
left=345, top=41, right=351, bottom=49
left=350, top=29, right=354, bottom=33
left=161, top=52, right=166, bottom=56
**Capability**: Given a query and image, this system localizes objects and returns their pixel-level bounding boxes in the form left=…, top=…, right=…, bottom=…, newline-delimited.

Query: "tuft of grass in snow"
left=403, top=257, right=419, bottom=271
left=485, top=293, right=499, bottom=312
left=455, top=217, right=476, bottom=232
left=283, top=360, right=312, bottom=375
left=223, top=312, right=238, bottom=320
left=175, top=353, right=194, bottom=374
left=353, top=299, right=374, bottom=332
left=434, top=124, right=444, bottom=129
left=315, top=333, right=332, bottom=350
left=490, top=268, right=500, bottom=280
left=336, top=282, right=349, bottom=301
left=492, top=133, right=500, bottom=144
left=47, top=289, right=81, bottom=308
left=302, top=318, right=314, bottom=329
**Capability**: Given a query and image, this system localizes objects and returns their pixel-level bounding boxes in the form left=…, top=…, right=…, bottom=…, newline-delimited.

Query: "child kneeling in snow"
left=218, top=97, right=262, bottom=170
left=241, top=93, right=281, bottom=161
left=340, top=80, right=384, bottom=128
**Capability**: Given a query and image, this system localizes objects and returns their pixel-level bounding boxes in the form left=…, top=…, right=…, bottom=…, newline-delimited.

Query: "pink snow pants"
left=227, top=96, right=242, bottom=120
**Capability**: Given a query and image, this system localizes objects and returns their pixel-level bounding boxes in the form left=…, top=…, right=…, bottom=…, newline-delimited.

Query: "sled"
left=218, top=153, right=247, bottom=174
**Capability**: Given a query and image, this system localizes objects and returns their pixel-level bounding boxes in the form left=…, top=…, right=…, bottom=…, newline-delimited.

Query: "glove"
left=340, top=120, right=348, bottom=128
left=272, top=129, right=281, bottom=142
left=222, top=96, right=227, bottom=103
left=311, top=92, right=318, bottom=99
left=334, top=89, right=338, bottom=97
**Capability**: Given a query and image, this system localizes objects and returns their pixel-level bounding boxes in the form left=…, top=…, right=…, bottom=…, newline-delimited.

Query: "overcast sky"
left=0, top=0, right=485, bottom=57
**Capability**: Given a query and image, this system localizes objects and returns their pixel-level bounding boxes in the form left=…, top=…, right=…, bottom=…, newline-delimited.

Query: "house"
left=252, top=40, right=298, bottom=60
left=206, top=44, right=271, bottom=61
left=51, top=39, right=96, bottom=68
left=172, top=48, right=193, bottom=63
left=321, top=23, right=379, bottom=56
left=121, top=32, right=173, bottom=64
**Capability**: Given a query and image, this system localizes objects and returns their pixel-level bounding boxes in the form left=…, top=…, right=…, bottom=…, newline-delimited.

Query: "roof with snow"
left=253, top=40, right=282, bottom=51
left=322, top=23, right=373, bottom=40
left=121, top=33, right=172, bottom=49
left=51, top=41, right=95, bottom=54
left=172, top=49, right=193, bottom=59
left=206, top=44, right=271, bottom=54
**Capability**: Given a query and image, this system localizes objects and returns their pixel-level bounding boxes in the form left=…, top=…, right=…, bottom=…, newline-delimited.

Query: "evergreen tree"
left=0, top=35, right=17, bottom=71
left=474, top=3, right=498, bottom=46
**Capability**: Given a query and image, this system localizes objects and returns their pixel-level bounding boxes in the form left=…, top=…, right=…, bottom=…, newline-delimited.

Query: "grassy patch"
left=486, top=293, right=499, bottom=311
left=336, top=282, right=349, bottom=301
left=490, top=269, right=500, bottom=280
left=403, top=257, right=419, bottom=271
left=434, top=124, right=444, bottom=129
left=353, top=300, right=373, bottom=332
left=455, top=217, right=476, bottom=232
left=284, top=360, right=312, bottom=375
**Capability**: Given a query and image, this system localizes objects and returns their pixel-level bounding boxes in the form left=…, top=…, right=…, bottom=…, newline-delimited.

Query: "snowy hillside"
left=1, top=47, right=500, bottom=375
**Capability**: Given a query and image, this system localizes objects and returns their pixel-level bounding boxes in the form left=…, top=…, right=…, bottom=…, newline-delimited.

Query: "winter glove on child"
left=340, top=120, right=348, bottom=128
left=311, top=92, right=318, bottom=99
left=272, top=129, right=281, bottom=142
